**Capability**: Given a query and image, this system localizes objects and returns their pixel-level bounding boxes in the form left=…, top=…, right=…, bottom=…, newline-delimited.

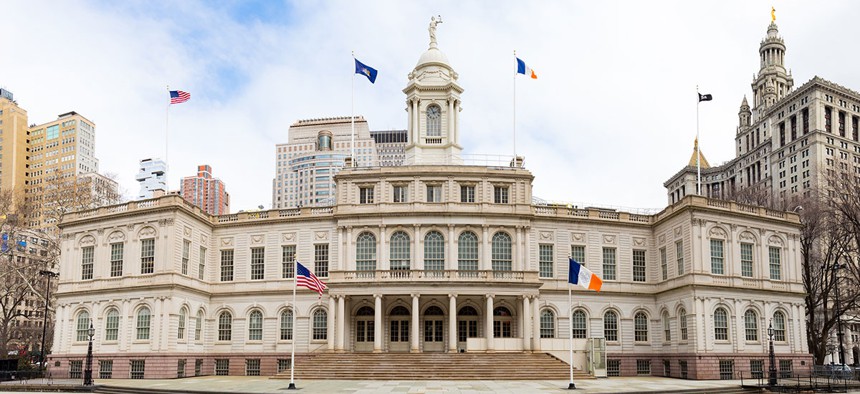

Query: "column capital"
left=530, top=294, right=539, bottom=300
left=373, top=294, right=383, bottom=299
left=485, top=293, right=495, bottom=299
left=448, top=293, right=457, bottom=299
left=411, top=293, right=421, bottom=299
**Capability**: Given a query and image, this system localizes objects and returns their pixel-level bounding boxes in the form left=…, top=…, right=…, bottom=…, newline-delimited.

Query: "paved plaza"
left=0, top=376, right=755, bottom=393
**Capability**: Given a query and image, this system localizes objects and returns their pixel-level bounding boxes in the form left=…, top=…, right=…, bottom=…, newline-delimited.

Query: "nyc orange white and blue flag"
left=568, top=258, right=603, bottom=292
left=516, top=57, right=537, bottom=79
left=354, top=58, right=378, bottom=84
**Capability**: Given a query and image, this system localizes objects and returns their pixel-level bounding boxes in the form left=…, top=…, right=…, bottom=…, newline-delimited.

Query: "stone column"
left=412, top=99, right=419, bottom=143
left=161, top=297, right=171, bottom=351
left=374, top=295, right=383, bottom=352
left=482, top=226, right=490, bottom=271
left=734, top=299, right=744, bottom=352
left=523, top=296, right=532, bottom=351
left=449, top=294, right=458, bottom=352
left=447, top=225, right=456, bottom=271
left=413, top=225, right=422, bottom=271
left=448, top=98, right=454, bottom=141
left=120, top=300, right=130, bottom=351
left=532, top=296, right=541, bottom=351
left=411, top=294, right=420, bottom=352
left=380, top=226, right=389, bottom=271
left=345, top=227, right=354, bottom=271
left=486, top=294, right=495, bottom=351
left=153, top=298, right=162, bottom=351
left=327, top=296, right=336, bottom=350
left=336, top=296, right=345, bottom=351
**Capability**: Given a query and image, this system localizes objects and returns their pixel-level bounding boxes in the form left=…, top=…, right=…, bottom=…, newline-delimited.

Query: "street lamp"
left=83, top=321, right=94, bottom=386
left=37, top=270, right=58, bottom=376
left=830, top=263, right=847, bottom=369
left=768, top=320, right=777, bottom=387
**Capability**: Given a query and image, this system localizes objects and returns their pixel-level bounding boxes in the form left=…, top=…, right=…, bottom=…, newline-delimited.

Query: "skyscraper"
left=0, top=88, right=29, bottom=194
left=179, top=164, right=229, bottom=215
left=135, top=158, right=168, bottom=199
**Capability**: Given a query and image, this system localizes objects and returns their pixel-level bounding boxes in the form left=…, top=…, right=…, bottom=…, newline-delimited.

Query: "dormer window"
left=426, top=105, right=441, bottom=137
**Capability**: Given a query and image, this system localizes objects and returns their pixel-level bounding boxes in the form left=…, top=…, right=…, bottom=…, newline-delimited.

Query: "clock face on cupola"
left=403, top=15, right=464, bottom=166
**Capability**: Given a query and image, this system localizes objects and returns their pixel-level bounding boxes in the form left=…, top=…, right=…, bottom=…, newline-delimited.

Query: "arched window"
left=744, top=310, right=758, bottom=341
left=195, top=310, right=204, bottom=341
left=458, top=232, right=479, bottom=272
left=104, top=309, right=119, bottom=341
left=390, top=231, right=411, bottom=270
left=248, top=310, right=263, bottom=341
left=218, top=311, right=232, bottom=341
left=714, top=308, right=728, bottom=341
left=280, top=309, right=293, bottom=341
left=426, top=104, right=441, bottom=137
left=662, top=312, right=671, bottom=341
left=604, top=311, right=618, bottom=342
left=178, top=307, right=187, bottom=340
left=424, top=231, right=445, bottom=271
left=493, top=307, right=513, bottom=338
left=634, top=312, right=649, bottom=342
left=76, top=311, right=90, bottom=342
left=356, top=232, right=377, bottom=272
left=540, top=310, right=555, bottom=338
left=458, top=306, right=478, bottom=316
left=313, top=309, right=328, bottom=340
left=571, top=310, right=587, bottom=339
left=491, top=232, right=512, bottom=271
left=136, top=307, right=151, bottom=340
left=773, top=311, right=786, bottom=341
left=679, top=308, right=688, bottom=341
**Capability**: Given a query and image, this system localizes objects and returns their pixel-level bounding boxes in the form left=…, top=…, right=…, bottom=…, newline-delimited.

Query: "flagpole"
left=288, top=261, right=298, bottom=390
left=696, top=86, right=701, bottom=196
left=513, top=50, right=517, bottom=162
left=351, top=51, right=356, bottom=168
left=165, top=85, right=170, bottom=169
left=568, top=283, right=575, bottom=390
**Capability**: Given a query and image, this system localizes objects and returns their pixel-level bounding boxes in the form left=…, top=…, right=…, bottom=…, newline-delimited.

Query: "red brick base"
left=47, top=353, right=308, bottom=379
left=607, top=353, right=814, bottom=380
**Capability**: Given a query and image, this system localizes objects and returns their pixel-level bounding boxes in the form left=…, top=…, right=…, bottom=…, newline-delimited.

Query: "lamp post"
left=768, top=320, right=777, bottom=387
left=831, top=263, right=847, bottom=369
left=83, top=321, right=94, bottom=386
left=37, top=270, right=58, bottom=376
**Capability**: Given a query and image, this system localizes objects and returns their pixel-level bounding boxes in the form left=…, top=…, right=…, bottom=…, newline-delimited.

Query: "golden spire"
left=688, top=138, right=711, bottom=169
left=771, top=6, right=776, bottom=22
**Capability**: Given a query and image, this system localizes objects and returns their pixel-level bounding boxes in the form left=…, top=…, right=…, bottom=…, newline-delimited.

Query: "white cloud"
left=3, top=0, right=858, bottom=211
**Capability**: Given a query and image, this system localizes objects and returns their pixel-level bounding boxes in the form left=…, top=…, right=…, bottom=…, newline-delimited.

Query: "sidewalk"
left=0, top=376, right=752, bottom=393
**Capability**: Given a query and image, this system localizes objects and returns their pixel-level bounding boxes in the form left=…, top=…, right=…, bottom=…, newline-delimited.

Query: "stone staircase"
left=273, top=352, right=590, bottom=380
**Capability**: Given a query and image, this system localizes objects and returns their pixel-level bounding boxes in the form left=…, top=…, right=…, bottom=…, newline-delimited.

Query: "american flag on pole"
left=296, top=262, right=327, bottom=295
left=169, top=90, right=191, bottom=104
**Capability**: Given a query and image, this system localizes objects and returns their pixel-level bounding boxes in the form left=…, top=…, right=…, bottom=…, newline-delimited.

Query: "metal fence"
left=739, top=365, right=860, bottom=393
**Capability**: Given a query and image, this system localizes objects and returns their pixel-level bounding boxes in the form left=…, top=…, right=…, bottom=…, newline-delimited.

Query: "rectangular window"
left=633, top=249, right=646, bottom=282
left=130, top=360, right=145, bottom=379
left=141, top=238, right=155, bottom=274
left=278, top=359, right=291, bottom=373
left=778, top=360, right=792, bottom=378
left=426, top=184, right=442, bottom=202
left=215, top=359, right=229, bottom=376
left=81, top=246, right=94, bottom=280
left=680, top=313, right=688, bottom=341
left=99, top=360, right=113, bottom=379
left=393, top=185, right=407, bottom=203
left=282, top=245, right=296, bottom=278
left=110, top=243, right=124, bottom=277
left=636, top=360, right=651, bottom=375
left=220, top=249, right=234, bottom=281
left=719, top=360, right=734, bottom=380
left=181, top=240, right=191, bottom=275
left=359, top=186, right=374, bottom=204
left=195, top=359, right=203, bottom=376
left=710, top=239, right=724, bottom=275
left=607, top=360, right=620, bottom=377
left=740, top=243, right=754, bottom=277
left=250, top=247, right=265, bottom=280
left=198, top=246, right=206, bottom=280
left=602, top=247, right=616, bottom=280
left=660, top=248, right=667, bottom=280
left=750, top=360, right=764, bottom=379
left=315, top=244, right=329, bottom=277
left=769, top=246, right=781, bottom=280
left=679, top=361, right=688, bottom=379
left=460, top=185, right=475, bottom=203
left=663, top=360, right=671, bottom=377
left=539, top=244, right=553, bottom=278
left=177, top=359, right=186, bottom=378
left=245, top=359, right=261, bottom=376
left=493, top=186, right=509, bottom=204
left=570, top=245, right=585, bottom=266
left=69, top=360, right=83, bottom=379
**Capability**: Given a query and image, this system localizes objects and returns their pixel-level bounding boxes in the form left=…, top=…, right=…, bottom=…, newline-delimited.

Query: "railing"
left=738, top=366, right=860, bottom=393
left=330, top=269, right=539, bottom=283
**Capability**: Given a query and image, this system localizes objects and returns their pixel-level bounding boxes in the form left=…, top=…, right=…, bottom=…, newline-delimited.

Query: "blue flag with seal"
left=354, top=58, right=378, bottom=84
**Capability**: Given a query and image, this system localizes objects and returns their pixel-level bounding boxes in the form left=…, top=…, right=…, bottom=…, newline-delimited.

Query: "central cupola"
left=404, top=16, right=464, bottom=165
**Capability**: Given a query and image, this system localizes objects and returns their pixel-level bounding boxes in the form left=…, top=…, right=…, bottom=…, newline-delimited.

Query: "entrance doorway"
left=354, top=306, right=374, bottom=352
left=389, top=306, right=410, bottom=352
left=493, top=307, right=513, bottom=338
left=423, top=306, right=444, bottom=352
left=457, top=306, right=479, bottom=351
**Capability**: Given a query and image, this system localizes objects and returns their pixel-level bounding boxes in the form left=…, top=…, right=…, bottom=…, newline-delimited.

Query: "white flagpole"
left=288, top=261, right=298, bottom=390
left=165, top=85, right=170, bottom=167
left=351, top=52, right=356, bottom=167
left=568, top=283, right=575, bottom=390
left=696, top=86, right=701, bottom=196
left=513, top=50, right=517, bottom=162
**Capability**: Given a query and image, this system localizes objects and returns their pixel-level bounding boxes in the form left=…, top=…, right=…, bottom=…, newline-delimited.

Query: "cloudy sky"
left=3, top=1, right=859, bottom=212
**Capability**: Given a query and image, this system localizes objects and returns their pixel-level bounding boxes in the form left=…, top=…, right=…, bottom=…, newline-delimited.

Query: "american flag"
left=296, top=262, right=327, bottom=295
left=169, top=90, right=190, bottom=105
